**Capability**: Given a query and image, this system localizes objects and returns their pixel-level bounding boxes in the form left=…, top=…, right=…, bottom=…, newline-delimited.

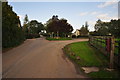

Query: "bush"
left=25, top=33, right=40, bottom=39
left=77, top=35, right=88, bottom=38
left=3, top=27, right=25, bottom=48
left=41, top=33, right=50, bottom=37
left=72, top=35, right=88, bottom=38
left=72, top=35, right=76, bottom=38
left=2, top=2, right=25, bottom=48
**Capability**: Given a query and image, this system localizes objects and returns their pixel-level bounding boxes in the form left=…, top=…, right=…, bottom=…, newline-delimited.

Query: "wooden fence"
left=89, top=36, right=120, bottom=69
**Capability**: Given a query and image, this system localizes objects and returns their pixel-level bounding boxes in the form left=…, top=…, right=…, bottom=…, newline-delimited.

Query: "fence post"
left=106, top=38, right=111, bottom=53
left=110, top=36, right=115, bottom=69
left=89, top=35, right=91, bottom=44
left=118, top=41, right=120, bottom=68
left=89, top=36, right=93, bottom=46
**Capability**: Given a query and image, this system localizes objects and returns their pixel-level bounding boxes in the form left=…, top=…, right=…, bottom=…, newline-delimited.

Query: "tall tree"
left=37, top=22, right=44, bottom=33
left=93, top=19, right=120, bottom=37
left=108, top=19, right=120, bottom=37
left=85, top=21, right=89, bottom=30
left=46, top=15, right=73, bottom=37
left=80, top=25, right=87, bottom=36
left=29, top=20, right=44, bottom=34
left=80, top=22, right=89, bottom=36
left=2, top=2, right=25, bottom=48
left=23, top=14, right=29, bottom=25
left=94, top=19, right=108, bottom=36
left=94, top=19, right=103, bottom=31
left=23, top=14, right=29, bottom=33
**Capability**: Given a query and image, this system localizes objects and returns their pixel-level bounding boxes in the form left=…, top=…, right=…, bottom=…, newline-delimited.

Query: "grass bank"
left=63, top=41, right=119, bottom=78
left=46, top=37, right=72, bottom=41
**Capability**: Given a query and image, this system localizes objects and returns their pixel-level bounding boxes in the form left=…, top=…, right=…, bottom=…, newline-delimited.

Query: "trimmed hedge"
left=25, top=33, right=40, bottom=39
left=2, top=2, right=25, bottom=48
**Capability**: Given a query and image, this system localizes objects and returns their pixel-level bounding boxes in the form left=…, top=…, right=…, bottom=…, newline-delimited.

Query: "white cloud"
left=96, top=13, right=118, bottom=21
left=97, top=13, right=108, bottom=19
left=87, top=14, right=117, bottom=31
left=88, top=21, right=96, bottom=25
left=80, top=12, right=88, bottom=16
left=112, top=4, right=118, bottom=8
left=88, top=21, right=96, bottom=31
left=91, top=11, right=98, bottom=15
left=98, top=0, right=118, bottom=8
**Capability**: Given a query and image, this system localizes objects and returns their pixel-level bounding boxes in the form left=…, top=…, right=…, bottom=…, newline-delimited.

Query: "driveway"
left=3, top=38, right=88, bottom=78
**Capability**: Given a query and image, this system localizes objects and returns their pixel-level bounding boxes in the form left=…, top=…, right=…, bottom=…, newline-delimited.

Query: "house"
left=73, top=28, right=89, bottom=37
left=74, top=29, right=81, bottom=37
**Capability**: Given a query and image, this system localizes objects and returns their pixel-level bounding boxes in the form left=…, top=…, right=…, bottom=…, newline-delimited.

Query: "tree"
left=80, top=22, right=89, bottom=36
left=108, top=19, right=120, bottom=37
left=23, top=14, right=29, bottom=25
left=80, top=25, right=89, bottom=36
left=93, top=19, right=120, bottom=37
left=58, top=19, right=73, bottom=37
left=46, top=15, right=73, bottom=37
left=24, top=19, right=45, bottom=38
left=2, top=2, right=25, bottom=48
left=85, top=21, right=89, bottom=30
left=23, top=14, right=29, bottom=34
left=94, top=19, right=109, bottom=36
left=29, top=20, right=44, bottom=34
left=37, top=22, right=44, bottom=33
left=94, top=19, right=103, bottom=31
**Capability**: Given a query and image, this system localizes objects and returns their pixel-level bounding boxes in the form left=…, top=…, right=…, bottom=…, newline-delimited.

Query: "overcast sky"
left=8, top=0, right=118, bottom=31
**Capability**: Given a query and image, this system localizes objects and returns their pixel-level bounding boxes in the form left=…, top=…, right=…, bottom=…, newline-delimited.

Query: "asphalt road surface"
left=3, top=38, right=88, bottom=78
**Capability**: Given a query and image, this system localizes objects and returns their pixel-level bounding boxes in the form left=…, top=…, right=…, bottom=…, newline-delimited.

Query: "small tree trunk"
left=52, top=32, right=54, bottom=38
left=65, top=34, right=66, bottom=38
left=50, top=33, right=52, bottom=37
left=57, top=31, right=59, bottom=37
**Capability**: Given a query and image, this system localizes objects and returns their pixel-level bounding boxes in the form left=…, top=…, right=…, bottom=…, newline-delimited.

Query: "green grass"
left=116, top=38, right=120, bottom=41
left=63, top=41, right=119, bottom=78
left=88, top=70, right=119, bottom=78
left=65, top=41, right=109, bottom=67
left=46, top=37, right=72, bottom=41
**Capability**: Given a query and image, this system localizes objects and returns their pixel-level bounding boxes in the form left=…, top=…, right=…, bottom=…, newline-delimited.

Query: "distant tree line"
left=23, top=15, right=44, bottom=39
left=90, top=19, right=120, bottom=38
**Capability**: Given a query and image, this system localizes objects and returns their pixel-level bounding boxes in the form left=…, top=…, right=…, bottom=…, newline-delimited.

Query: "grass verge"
left=63, top=41, right=119, bottom=78
left=88, top=69, right=119, bottom=78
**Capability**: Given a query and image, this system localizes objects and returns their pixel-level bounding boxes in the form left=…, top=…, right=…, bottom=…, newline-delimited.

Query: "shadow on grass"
left=63, top=41, right=119, bottom=78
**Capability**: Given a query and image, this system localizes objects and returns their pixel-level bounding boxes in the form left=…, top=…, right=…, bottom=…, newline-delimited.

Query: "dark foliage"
left=23, top=18, right=45, bottom=39
left=72, top=35, right=76, bottom=38
left=46, top=16, right=73, bottom=37
left=2, top=2, right=25, bottom=48
left=80, top=25, right=89, bottom=36
left=25, top=33, right=40, bottom=39
left=93, top=19, right=120, bottom=38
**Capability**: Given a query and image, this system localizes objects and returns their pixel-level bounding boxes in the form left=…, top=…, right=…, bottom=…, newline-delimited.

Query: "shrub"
left=2, top=2, right=25, bottom=48
left=25, top=33, right=40, bottom=39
